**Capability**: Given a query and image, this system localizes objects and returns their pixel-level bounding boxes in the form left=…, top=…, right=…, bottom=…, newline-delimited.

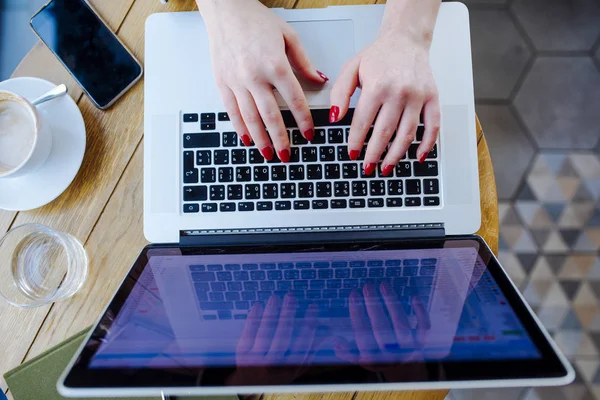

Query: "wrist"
left=378, top=0, right=440, bottom=47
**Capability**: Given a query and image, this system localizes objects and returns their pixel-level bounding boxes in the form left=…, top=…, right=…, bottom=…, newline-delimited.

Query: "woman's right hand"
left=197, top=0, right=328, bottom=162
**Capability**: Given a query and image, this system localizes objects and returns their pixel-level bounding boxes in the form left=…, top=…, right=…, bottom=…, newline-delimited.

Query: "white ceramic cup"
left=0, top=90, right=52, bottom=179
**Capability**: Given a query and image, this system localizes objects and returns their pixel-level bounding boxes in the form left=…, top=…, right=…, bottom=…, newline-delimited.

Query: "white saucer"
left=0, top=77, right=86, bottom=211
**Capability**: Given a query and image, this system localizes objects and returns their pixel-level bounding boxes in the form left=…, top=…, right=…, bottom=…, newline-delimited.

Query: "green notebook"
left=4, top=328, right=238, bottom=400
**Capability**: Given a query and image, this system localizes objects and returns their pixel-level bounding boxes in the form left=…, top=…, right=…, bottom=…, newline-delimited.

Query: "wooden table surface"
left=0, top=1, right=499, bottom=399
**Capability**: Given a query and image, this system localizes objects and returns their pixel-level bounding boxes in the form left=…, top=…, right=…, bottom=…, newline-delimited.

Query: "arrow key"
left=184, top=186, right=207, bottom=201
left=184, top=168, right=198, bottom=184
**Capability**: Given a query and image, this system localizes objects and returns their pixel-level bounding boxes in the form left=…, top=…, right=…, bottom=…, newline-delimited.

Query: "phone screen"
left=30, top=0, right=142, bottom=109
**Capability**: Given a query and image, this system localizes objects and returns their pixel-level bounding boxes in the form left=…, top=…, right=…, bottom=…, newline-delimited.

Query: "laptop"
left=57, top=3, right=574, bottom=398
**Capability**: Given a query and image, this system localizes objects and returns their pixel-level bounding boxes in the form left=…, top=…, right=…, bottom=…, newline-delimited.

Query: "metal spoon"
left=31, top=84, right=68, bottom=106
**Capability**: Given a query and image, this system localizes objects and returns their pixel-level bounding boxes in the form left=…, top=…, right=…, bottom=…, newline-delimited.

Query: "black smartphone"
left=30, top=0, right=143, bottom=109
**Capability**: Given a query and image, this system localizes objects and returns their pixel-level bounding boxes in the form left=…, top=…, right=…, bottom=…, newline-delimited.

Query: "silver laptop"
left=143, top=3, right=480, bottom=244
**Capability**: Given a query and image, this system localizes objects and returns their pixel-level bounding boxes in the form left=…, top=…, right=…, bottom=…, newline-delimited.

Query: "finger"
left=268, top=294, right=298, bottom=357
left=383, top=101, right=422, bottom=169
left=330, top=56, right=360, bottom=125
left=349, top=290, right=378, bottom=354
left=363, top=102, right=403, bottom=176
left=416, top=95, right=441, bottom=163
left=273, top=70, right=315, bottom=142
left=252, top=295, right=282, bottom=353
left=363, top=284, right=396, bottom=350
left=333, top=336, right=360, bottom=364
left=347, top=91, right=381, bottom=163
left=219, top=86, right=252, bottom=147
left=290, top=304, right=318, bottom=363
left=237, top=302, right=264, bottom=353
left=412, top=296, right=431, bottom=349
left=380, top=282, right=413, bottom=348
left=235, top=89, right=274, bottom=160
left=284, top=29, right=328, bottom=84
left=250, top=85, right=290, bottom=161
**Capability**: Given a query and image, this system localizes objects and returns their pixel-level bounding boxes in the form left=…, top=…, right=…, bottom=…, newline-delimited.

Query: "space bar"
left=281, top=108, right=355, bottom=128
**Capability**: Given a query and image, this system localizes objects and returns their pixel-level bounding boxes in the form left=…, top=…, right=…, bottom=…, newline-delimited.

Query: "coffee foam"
left=0, top=97, right=36, bottom=175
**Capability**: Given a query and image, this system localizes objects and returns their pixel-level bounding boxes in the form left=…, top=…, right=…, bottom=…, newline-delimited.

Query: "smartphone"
left=30, top=0, right=143, bottom=109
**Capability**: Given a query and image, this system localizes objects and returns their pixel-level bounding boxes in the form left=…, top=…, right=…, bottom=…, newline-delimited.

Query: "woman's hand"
left=330, top=0, right=441, bottom=176
left=197, top=0, right=328, bottom=162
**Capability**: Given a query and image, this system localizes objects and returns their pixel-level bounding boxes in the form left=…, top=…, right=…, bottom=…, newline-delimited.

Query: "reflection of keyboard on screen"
left=189, top=258, right=438, bottom=321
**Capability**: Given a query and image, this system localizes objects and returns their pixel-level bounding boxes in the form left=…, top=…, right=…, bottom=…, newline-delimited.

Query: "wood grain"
left=1, top=2, right=498, bottom=400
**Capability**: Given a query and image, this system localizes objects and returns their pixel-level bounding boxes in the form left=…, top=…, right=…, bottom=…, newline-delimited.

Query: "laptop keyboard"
left=189, top=258, right=437, bottom=320
left=181, top=109, right=441, bottom=214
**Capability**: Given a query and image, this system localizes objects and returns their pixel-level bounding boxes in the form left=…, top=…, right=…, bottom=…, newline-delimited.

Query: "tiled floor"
left=2, top=0, right=600, bottom=399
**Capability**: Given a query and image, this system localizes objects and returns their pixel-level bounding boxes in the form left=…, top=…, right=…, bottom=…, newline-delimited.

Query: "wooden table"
left=0, top=1, right=498, bottom=399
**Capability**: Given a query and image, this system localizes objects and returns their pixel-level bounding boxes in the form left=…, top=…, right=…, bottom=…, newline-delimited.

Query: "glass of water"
left=0, top=224, right=88, bottom=308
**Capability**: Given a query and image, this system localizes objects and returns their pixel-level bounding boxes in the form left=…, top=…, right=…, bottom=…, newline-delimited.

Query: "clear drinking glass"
left=0, top=224, right=88, bottom=308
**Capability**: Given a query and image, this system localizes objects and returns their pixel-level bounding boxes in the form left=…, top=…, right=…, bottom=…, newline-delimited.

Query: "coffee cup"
left=0, top=90, right=52, bottom=179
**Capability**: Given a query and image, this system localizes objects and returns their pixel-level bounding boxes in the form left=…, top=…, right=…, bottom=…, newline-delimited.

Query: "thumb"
left=330, top=55, right=360, bottom=122
left=284, top=30, right=328, bottom=84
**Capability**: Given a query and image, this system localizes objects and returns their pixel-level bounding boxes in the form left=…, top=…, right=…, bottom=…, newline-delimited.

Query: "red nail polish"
left=304, top=128, right=314, bottom=142
left=279, top=148, right=290, bottom=163
left=261, top=146, right=274, bottom=161
left=364, top=163, right=376, bottom=176
left=317, top=70, right=329, bottom=82
left=419, top=153, right=427, bottom=163
left=349, top=149, right=360, bottom=160
left=241, top=135, right=251, bottom=147
left=329, top=106, right=340, bottom=124
left=382, top=164, right=394, bottom=177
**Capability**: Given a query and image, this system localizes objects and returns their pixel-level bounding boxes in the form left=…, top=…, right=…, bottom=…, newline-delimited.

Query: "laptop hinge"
left=179, top=223, right=445, bottom=247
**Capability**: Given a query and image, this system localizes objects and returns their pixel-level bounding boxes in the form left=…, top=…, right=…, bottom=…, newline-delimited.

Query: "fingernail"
left=381, top=164, right=394, bottom=177
left=329, top=106, right=340, bottom=124
left=317, top=70, right=329, bottom=82
left=279, top=148, right=290, bottom=163
left=349, top=149, right=360, bottom=161
left=304, top=128, right=314, bottom=142
left=418, top=152, right=427, bottom=164
left=363, top=162, right=376, bottom=176
left=261, top=146, right=274, bottom=161
left=241, top=134, right=251, bottom=147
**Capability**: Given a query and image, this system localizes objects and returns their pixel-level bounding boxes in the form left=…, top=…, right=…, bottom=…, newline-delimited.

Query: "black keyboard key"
left=302, top=147, right=318, bottom=162
left=261, top=281, right=275, bottom=290
left=408, top=143, right=419, bottom=159
left=427, top=144, right=438, bottom=159
left=337, top=146, right=351, bottom=161
left=225, top=264, right=241, bottom=272
left=218, top=112, right=230, bottom=121
left=312, top=199, right=328, bottom=209
left=331, top=199, right=347, bottom=209
left=253, top=166, right=269, bottom=181
left=414, top=161, right=438, bottom=177
left=290, top=147, right=300, bottom=163
left=343, top=163, right=359, bottom=179
left=184, top=150, right=195, bottom=169
left=352, top=181, right=368, bottom=197
left=201, top=203, right=217, bottom=213
left=225, top=292, right=240, bottom=301
left=201, top=122, right=216, bottom=130
left=388, top=180, right=403, bottom=195
left=263, top=184, right=278, bottom=199
left=184, top=186, right=207, bottom=201
left=280, top=183, right=296, bottom=198
left=370, top=180, right=385, bottom=196
left=424, top=197, right=440, bottom=206
left=238, top=202, right=254, bottom=211
left=245, top=184, right=260, bottom=200
left=184, top=133, right=219, bottom=148
left=325, top=164, right=341, bottom=179
left=236, top=167, right=251, bottom=182
left=284, top=270, right=299, bottom=280
left=184, top=168, right=198, bottom=184
left=228, top=184, right=243, bottom=200
left=216, top=272, right=232, bottom=282
left=184, top=203, right=199, bottom=213
left=312, top=108, right=355, bottom=127
left=234, top=271, right=249, bottom=280
left=416, top=125, right=424, bottom=141
left=368, top=198, right=384, bottom=208
left=424, top=179, right=439, bottom=194
left=313, top=129, right=326, bottom=144
left=271, top=166, right=287, bottom=181
left=294, top=200, right=310, bottom=210
left=299, top=182, right=314, bottom=198
left=214, top=149, right=229, bottom=165
left=292, top=129, right=308, bottom=145
left=289, top=165, right=305, bottom=180
left=257, top=201, right=273, bottom=211
left=220, top=202, right=236, bottom=212
left=307, top=164, right=323, bottom=180
left=251, top=270, right=266, bottom=280
left=219, top=167, right=234, bottom=183
left=334, top=181, right=349, bottom=197
left=316, top=182, right=332, bottom=198
left=328, top=128, right=344, bottom=143
left=201, top=113, right=216, bottom=122
left=201, top=168, right=216, bottom=183
left=192, top=271, right=215, bottom=281
left=349, top=199, right=366, bottom=208
left=320, top=146, right=336, bottom=162
left=275, top=201, right=292, bottom=210
left=268, top=270, right=282, bottom=280
left=319, top=269, right=333, bottom=279
left=196, top=150, right=211, bottom=166
left=200, top=301, right=233, bottom=311
left=396, top=162, right=411, bottom=177
left=210, top=185, right=225, bottom=201
left=301, top=270, right=317, bottom=279
left=387, top=198, right=403, bottom=207
left=405, top=197, right=422, bottom=207
left=249, top=148, right=264, bottom=164
left=231, top=149, right=247, bottom=164
left=406, top=179, right=421, bottom=195
left=183, top=113, right=198, bottom=123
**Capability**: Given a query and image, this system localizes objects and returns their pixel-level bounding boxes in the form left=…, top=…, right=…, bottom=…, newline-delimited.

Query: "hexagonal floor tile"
left=477, top=105, right=535, bottom=200
left=469, top=9, right=531, bottom=100
left=514, top=57, right=600, bottom=149
left=512, top=0, right=600, bottom=52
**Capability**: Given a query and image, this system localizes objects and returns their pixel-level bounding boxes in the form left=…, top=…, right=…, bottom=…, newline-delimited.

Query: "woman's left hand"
left=330, top=28, right=440, bottom=177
